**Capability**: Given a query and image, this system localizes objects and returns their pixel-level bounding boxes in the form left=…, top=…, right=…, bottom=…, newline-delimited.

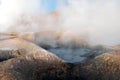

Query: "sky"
left=41, top=0, right=68, bottom=13
left=42, top=0, right=58, bottom=13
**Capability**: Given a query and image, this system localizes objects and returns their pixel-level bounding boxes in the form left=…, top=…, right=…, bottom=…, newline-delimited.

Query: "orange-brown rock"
left=73, top=51, right=120, bottom=80
left=0, top=38, right=68, bottom=80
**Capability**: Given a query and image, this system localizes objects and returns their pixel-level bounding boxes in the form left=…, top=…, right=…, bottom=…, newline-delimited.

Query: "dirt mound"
left=0, top=38, right=67, bottom=80
left=73, top=51, right=120, bottom=80
left=0, top=55, right=66, bottom=80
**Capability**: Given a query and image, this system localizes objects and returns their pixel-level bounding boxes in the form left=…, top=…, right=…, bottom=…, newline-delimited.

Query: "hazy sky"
left=41, top=0, right=68, bottom=13
left=42, top=0, right=57, bottom=13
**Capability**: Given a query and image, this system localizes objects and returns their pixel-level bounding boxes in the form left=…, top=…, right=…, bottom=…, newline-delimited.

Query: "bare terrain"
left=0, top=30, right=120, bottom=80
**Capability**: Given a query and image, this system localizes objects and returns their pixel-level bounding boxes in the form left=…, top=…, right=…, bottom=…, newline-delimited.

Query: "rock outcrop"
left=0, top=38, right=68, bottom=80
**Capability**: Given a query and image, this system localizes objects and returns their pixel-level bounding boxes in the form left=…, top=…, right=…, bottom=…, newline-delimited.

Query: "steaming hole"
left=44, top=47, right=108, bottom=63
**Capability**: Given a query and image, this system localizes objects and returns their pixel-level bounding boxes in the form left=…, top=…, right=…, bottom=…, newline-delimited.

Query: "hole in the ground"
left=40, top=45, right=109, bottom=63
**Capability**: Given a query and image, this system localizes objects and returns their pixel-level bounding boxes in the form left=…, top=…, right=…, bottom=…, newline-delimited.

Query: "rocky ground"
left=0, top=31, right=120, bottom=80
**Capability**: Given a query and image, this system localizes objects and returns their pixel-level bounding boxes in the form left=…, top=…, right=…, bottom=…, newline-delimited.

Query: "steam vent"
left=0, top=0, right=120, bottom=79
left=0, top=31, right=119, bottom=80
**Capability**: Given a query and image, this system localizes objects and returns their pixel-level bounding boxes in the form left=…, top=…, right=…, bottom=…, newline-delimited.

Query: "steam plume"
left=0, top=0, right=120, bottom=46
left=0, top=0, right=42, bottom=32
left=59, top=0, right=120, bottom=46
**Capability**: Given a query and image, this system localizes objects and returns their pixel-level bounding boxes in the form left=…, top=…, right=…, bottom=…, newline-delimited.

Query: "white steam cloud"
left=0, top=0, right=42, bottom=31
left=0, top=0, right=120, bottom=46
left=59, top=0, right=120, bottom=46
